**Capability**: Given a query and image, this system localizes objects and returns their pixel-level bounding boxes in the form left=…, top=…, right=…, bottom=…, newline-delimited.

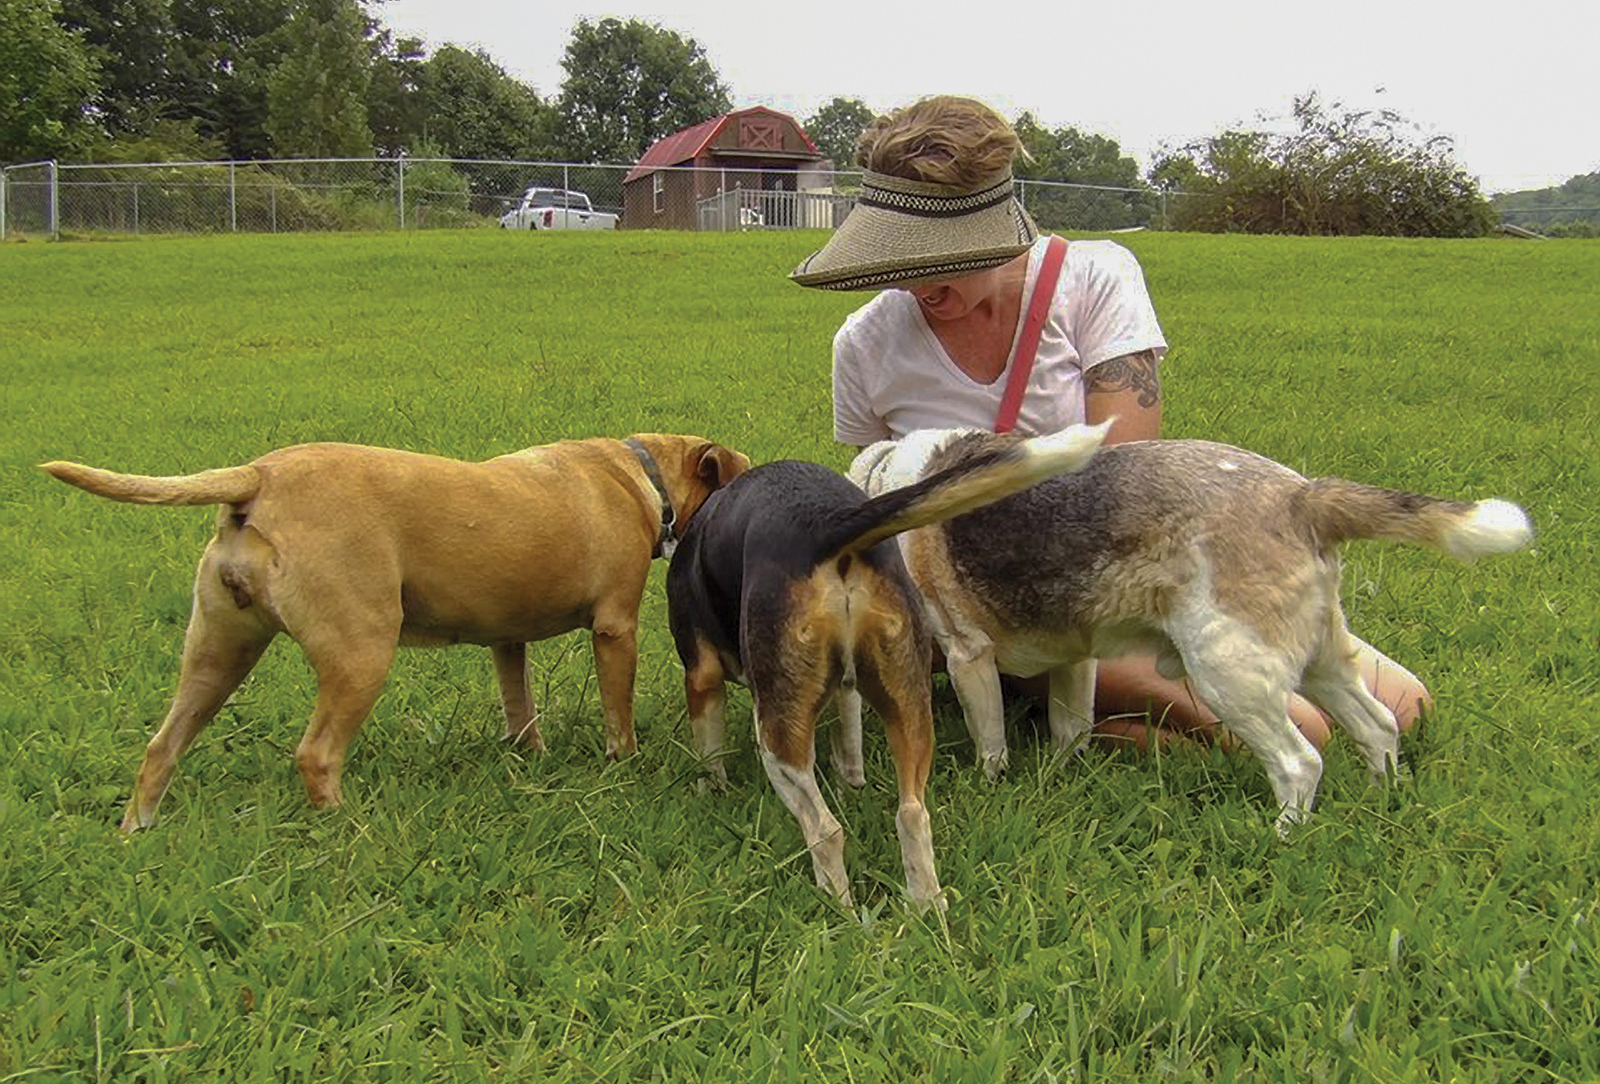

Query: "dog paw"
left=1364, top=755, right=1411, bottom=788
left=501, top=717, right=546, bottom=752
left=1274, top=804, right=1310, bottom=840
left=502, top=732, right=546, bottom=753
left=1048, top=734, right=1091, bottom=762
left=695, top=768, right=730, bottom=795
left=119, top=805, right=156, bottom=834
left=832, top=758, right=867, bottom=789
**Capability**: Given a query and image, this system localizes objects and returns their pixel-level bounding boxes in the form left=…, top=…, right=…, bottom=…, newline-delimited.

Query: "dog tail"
left=40, top=460, right=262, bottom=506
left=1296, top=480, right=1533, bottom=561
left=819, top=421, right=1111, bottom=560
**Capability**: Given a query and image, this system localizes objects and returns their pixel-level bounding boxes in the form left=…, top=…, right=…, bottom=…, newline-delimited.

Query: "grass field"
left=2, top=228, right=1597, bottom=1082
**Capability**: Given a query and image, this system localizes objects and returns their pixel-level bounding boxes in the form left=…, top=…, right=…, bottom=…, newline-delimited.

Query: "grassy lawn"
left=2, top=228, right=1596, bottom=1081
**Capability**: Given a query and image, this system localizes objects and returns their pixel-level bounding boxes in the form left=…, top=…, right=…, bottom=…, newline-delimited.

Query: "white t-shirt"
left=832, top=237, right=1168, bottom=445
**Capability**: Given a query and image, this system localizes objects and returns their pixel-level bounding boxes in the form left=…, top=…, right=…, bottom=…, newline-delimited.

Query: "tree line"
left=1491, top=173, right=1600, bottom=238
left=2, top=1, right=731, bottom=167
left=4, top=0, right=1511, bottom=237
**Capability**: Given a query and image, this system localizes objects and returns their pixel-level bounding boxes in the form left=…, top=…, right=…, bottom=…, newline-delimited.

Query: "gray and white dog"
left=848, top=429, right=1533, bottom=832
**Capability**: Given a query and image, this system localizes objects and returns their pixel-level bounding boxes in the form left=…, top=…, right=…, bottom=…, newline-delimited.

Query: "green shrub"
left=1154, top=94, right=1496, bottom=237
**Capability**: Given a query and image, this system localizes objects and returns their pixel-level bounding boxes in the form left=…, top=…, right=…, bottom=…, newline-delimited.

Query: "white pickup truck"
left=498, top=187, right=619, bottom=230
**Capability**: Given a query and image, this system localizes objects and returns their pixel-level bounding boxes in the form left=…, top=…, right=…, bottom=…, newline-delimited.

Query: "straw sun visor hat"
left=791, top=169, right=1039, bottom=291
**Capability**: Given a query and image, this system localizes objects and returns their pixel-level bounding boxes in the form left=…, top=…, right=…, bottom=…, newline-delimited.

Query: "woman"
left=791, top=95, right=1429, bottom=751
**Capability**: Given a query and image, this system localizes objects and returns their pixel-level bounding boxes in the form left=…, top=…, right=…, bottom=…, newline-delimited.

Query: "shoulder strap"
left=995, top=235, right=1068, bottom=434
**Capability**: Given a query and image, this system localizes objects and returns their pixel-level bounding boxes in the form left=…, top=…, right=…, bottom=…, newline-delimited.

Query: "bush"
left=1153, top=94, right=1496, bottom=237
left=398, top=154, right=479, bottom=227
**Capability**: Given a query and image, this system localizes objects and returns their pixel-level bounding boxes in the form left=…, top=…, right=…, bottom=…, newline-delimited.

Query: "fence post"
left=48, top=160, right=59, bottom=240
left=0, top=167, right=7, bottom=241
left=397, top=154, right=406, bottom=229
left=229, top=161, right=237, bottom=232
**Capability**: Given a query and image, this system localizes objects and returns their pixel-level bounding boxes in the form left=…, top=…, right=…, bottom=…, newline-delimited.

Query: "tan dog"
left=850, top=430, right=1533, bottom=833
left=43, top=435, right=749, bottom=830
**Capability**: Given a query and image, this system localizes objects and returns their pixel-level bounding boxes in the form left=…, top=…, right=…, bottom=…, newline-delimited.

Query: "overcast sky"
left=377, top=0, right=1596, bottom=194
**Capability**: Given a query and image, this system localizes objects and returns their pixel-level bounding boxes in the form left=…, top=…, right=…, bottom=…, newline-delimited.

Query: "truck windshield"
left=525, top=192, right=579, bottom=209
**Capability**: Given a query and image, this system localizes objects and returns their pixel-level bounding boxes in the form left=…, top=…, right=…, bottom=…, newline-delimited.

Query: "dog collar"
left=624, top=438, right=677, bottom=559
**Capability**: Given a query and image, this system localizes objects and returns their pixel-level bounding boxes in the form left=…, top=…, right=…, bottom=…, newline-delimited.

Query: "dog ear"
left=699, top=445, right=750, bottom=489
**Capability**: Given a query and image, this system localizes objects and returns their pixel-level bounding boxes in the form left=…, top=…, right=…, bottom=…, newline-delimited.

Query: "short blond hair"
left=855, top=96, right=1026, bottom=188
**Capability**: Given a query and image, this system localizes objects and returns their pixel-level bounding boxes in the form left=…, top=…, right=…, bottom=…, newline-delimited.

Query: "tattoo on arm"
left=1085, top=350, right=1161, bottom=408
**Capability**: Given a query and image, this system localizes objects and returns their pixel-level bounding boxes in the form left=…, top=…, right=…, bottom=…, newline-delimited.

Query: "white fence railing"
left=1, top=157, right=1187, bottom=240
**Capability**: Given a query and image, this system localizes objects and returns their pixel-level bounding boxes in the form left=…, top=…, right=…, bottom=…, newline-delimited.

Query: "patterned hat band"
left=857, top=170, right=1018, bottom=220
left=790, top=167, right=1039, bottom=291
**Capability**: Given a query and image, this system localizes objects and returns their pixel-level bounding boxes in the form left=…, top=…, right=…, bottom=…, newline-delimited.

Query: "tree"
left=554, top=18, right=731, bottom=164
left=84, top=118, right=226, bottom=163
left=0, top=0, right=100, bottom=161
left=416, top=45, right=555, bottom=161
left=803, top=97, right=877, bottom=169
left=1147, top=152, right=1200, bottom=195
left=1157, top=93, right=1495, bottom=237
left=1011, top=113, right=1154, bottom=230
left=168, top=0, right=295, bottom=159
left=367, top=32, right=427, bottom=156
left=54, top=0, right=180, bottom=137
left=264, top=0, right=374, bottom=157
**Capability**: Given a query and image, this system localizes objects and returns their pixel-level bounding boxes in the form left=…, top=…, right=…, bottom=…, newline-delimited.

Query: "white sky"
left=376, top=0, right=1597, bottom=194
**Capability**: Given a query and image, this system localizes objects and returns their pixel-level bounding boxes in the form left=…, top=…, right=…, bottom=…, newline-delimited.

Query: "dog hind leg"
left=1299, top=625, right=1401, bottom=784
left=945, top=635, right=1008, bottom=780
left=122, top=580, right=276, bottom=831
left=1173, top=616, right=1321, bottom=836
left=858, top=634, right=945, bottom=911
left=493, top=642, right=543, bottom=751
left=1046, top=658, right=1097, bottom=758
left=291, top=616, right=398, bottom=809
left=755, top=706, right=852, bottom=907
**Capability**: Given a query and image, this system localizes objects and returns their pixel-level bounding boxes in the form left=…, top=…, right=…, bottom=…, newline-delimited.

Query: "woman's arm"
left=1083, top=349, right=1162, bottom=443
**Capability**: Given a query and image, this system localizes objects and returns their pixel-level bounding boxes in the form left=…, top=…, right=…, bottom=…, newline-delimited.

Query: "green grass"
left=2, top=229, right=1597, bottom=1082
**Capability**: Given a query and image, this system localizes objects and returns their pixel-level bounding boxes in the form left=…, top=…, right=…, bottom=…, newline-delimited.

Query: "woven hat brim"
left=791, top=184, right=1038, bottom=292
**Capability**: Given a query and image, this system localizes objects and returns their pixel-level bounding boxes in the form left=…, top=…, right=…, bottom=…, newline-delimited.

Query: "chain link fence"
left=2, top=156, right=1200, bottom=241
left=2, top=161, right=57, bottom=238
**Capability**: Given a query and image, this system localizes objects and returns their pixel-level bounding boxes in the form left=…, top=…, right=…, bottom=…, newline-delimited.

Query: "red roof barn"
left=622, top=106, right=840, bottom=230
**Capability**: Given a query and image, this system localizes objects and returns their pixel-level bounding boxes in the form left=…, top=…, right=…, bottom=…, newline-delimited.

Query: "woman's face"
left=904, top=262, right=1014, bottom=322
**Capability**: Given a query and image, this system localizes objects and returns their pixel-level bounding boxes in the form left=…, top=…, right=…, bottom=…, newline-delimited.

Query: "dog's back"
left=670, top=422, right=1110, bottom=678
left=920, top=435, right=1530, bottom=643
left=668, top=462, right=915, bottom=680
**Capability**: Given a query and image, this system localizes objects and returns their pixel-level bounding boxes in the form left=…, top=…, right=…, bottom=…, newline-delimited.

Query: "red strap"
left=995, top=235, right=1068, bottom=434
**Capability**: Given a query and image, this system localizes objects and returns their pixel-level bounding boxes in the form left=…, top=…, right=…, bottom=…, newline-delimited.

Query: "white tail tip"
left=1024, top=420, right=1112, bottom=476
left=1445, top=498, right=1534, bottom=561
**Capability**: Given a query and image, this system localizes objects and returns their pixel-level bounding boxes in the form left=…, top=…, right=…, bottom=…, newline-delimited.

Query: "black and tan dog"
left=43, top=435, right=748, bottom=830
left=850, top=430, right=1534, bottom=833
left=665, top=423, right=1108, bottom=908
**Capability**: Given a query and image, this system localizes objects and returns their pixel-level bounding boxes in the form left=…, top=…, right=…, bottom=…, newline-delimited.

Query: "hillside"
left=1492, top=171, right=1600, bottom=235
